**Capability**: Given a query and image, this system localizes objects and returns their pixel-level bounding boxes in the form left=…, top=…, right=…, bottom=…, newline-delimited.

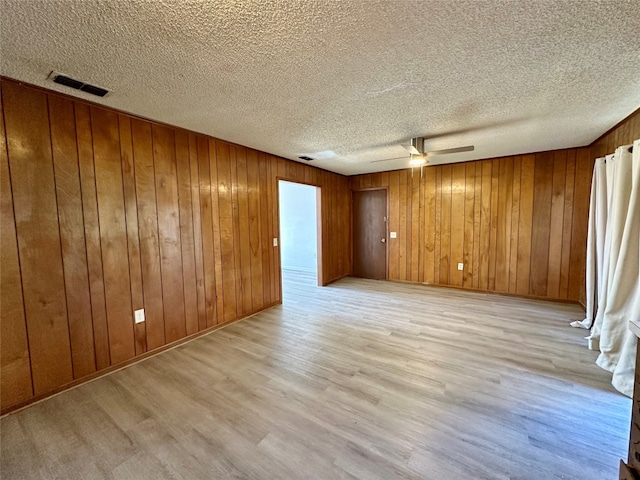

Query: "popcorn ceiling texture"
left=1, top=0, right=639, bottom=175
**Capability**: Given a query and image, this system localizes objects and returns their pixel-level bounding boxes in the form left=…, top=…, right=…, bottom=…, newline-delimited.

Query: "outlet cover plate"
left=457, top=263, right=464, bottom=271
left=134, top=309, right=145, bottom=324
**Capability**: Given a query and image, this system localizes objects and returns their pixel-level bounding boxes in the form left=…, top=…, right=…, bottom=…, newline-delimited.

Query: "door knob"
left=381, top=238, right=386, bottom=243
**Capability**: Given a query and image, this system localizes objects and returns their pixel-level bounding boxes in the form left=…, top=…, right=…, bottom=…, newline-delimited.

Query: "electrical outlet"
left=457, top=263, right=464, bottom=271
left=273, top=238, right=278, bottom=247
left=390, top=232, right=397, bottom=239
left=134, top=308, right=145, bottom=324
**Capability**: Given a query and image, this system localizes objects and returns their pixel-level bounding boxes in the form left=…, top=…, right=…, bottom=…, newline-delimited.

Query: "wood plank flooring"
left=1, top=271, right=630, bottom=479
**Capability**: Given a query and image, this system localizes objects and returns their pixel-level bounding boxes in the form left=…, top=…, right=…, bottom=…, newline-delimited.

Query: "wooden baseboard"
left=322, top=273, right=350, bottom=286
left=0, top=302, right=281, bottom=417
left=385, top=278, right=583, bottom=306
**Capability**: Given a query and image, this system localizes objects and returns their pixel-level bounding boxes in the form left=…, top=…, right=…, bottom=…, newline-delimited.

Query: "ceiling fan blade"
left=425, top=145, right=474, bottom=156
left=370, top=156, right=412, bottom=164
left=368, top=145, right=473, bottom=164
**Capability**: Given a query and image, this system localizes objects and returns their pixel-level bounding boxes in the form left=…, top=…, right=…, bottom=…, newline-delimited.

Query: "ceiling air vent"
left=47, top=71, right=110, bottom=97
left=298, top=155, right=314, bottom=161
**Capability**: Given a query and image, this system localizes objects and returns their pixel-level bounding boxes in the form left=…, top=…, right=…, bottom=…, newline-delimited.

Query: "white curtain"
left=571, top=157, right=608, bottom=329
left=579, top=141, right=640, bottom=397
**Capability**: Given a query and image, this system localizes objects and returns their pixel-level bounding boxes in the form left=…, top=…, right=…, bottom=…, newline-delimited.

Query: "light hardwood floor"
left=1, top=271, right=630, bottom=479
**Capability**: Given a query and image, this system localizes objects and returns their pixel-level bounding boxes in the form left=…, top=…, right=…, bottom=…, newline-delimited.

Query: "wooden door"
left=353, top=189, right=387, bottom=279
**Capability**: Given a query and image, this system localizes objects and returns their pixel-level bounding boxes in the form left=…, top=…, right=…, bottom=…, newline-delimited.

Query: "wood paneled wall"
left=0, top=79, right=351, bottom=412
left=351, top=149, right=593, bottom=302
left=591, top=109, right=640, bottom=159
left=351, top=107, right=640, bottom=304
left=1, top=75, right=636, bottom=413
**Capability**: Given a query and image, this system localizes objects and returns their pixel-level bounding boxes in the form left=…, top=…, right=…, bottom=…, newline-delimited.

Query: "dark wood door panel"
left=353, top=189, right=387, bottom=280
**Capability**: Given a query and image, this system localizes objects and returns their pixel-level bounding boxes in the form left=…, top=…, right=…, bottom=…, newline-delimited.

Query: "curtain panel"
left=574, top=140, right=640, bottom=397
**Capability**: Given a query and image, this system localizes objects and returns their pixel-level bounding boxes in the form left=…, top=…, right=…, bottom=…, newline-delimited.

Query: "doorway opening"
left=278, top=180, right=321, bottom=301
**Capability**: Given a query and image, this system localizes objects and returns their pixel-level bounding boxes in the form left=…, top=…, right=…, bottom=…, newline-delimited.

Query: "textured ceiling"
left=1, top=0, right=639, bottom=175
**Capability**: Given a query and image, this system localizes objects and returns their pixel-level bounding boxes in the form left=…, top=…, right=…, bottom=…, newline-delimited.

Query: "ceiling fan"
left=370, top=137, right=474, bottom=165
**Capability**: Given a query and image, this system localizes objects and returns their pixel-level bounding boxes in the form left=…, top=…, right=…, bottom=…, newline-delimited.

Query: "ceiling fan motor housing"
left=411, top=137, right=424, bottom=154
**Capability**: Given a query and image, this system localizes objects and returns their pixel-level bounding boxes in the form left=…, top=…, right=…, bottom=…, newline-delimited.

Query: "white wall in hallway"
left=279, top=181, right=317, bottom=272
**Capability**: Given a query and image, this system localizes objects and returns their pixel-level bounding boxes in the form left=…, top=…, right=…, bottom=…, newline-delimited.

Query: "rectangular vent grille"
left=79, top=83, right=109, bottom=97
left=48, top=71, right=110, bottom=97
left=53, top=75, right=83, bottom=90
left=298, top=156, right=314, bottom=161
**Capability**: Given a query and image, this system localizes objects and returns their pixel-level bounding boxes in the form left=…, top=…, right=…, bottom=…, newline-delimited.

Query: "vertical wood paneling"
left=591, top=109, right=638, bottom=152
left=449, top=164, right=465, bottom=287
left=1, top=80, right=352, bottom=413
left=487, top=159, right=499, bottom=291
left=152, top=125, right=186, bottom=343
left=0, top=79, right=633, bottom=412
left=508, top=157, right=521, bottom=294
left=434, top=167, right=442, bottom=284
left=118, top=115, right=146, bottom=355
left=619, top=118, right=630, bottom=148
left=175, top=131, right=198, bottom=336
left=344, top=176, right=352, bottom=275
left=258, top=153, right=272, bottom=304
left=235, top=146, right=252, bottom=315
left=546, top=150, right=567, bottom=298
left=388, top=171, right=400, bottom=281
left=132, top=119, right=165, bottom=351
left=349, top=113, right=639, bottom=305
left=342, top=176, right=351, bottom=276
left=207, top=139, right=224, bottom=325
left=516, top=155, right=535, bottom=295
left=189, top=134, right=207, bottom=330
left=584, top=109, right=639, bottom=305
left=462, top=163, right=475, bottom=289
left=363, top=174, right=372, bottom=189
left=216, top=142, right=237, bottom=323
left=91, top=107, right=135, bottom=364
left=4, top=83, right=73, bottom=394
left=559, top=150, right=576, bottom=299
left=529, top=152, right=553, bottom=297
left=0, top=90, right=33, bottom=410
left=418, top=169, right=425, bottom=283
left=423, top=168, right=436, bottom=285
left=49, top=96, right=96, bottom=377
left=197, top=137, right=217, bottom=326
left=401, top=175, right=410, bottom=278
left=472, top=163, right=482, bottom=289
left=494, top=157, right=513, bottom=293
left=247, top=149, right=263, bottom=311
left=323, top=170, right=333, bottom=282
left=232, top=147, right=245, bottom=314
left=75, top=104, right=110, bottom=370
left=352, top=133, right=632, bottom=304
left=568, top=148, right=593, bottom=302
left=478, top=161, right=492, bottom=290
left=410, top=172, right=420, bottom=282
left=440, top=165, right=452, bottom=284
left=398, top=170, right=408, bottom=280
